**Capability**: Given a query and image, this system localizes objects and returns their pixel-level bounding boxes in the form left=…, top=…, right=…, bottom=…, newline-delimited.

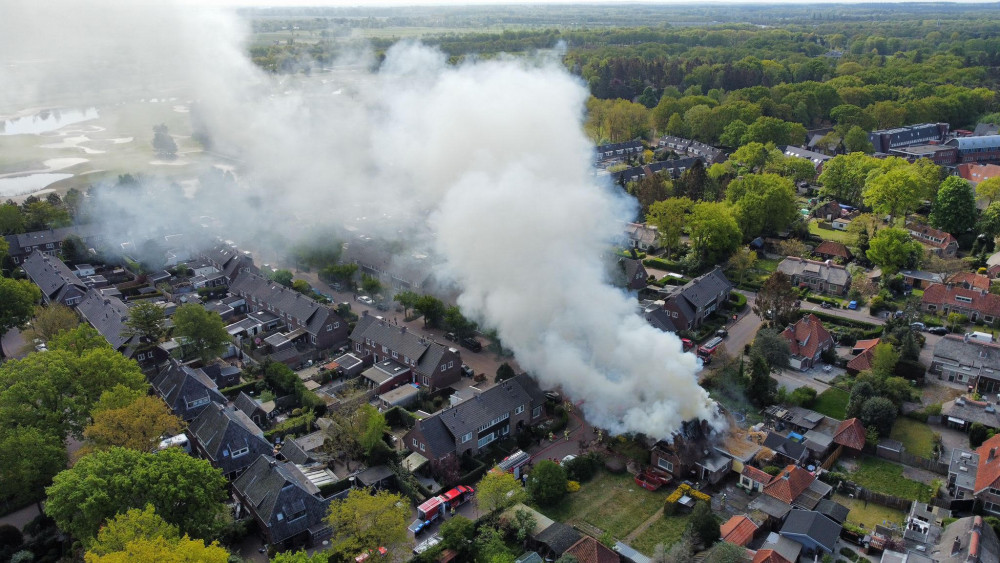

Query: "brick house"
left=929, top=334, right=1000, bottom=391
left=350, top=313, right=461, bottom=391
left=230, top=272, right=348, bottom=351
left=187, top=402, right=273, bottom=480
left=595, top=139, right=643, bottom=163
left=907, top=223, right=959, bottom=258
left=973, top=435, right=1000, bottom=516
left=150, top=360, right=227, bottom=421
left=763, top=465, right=832, bottom=510
left=776, top=257, right=850, bottom=296
left=20, top=252, right=88, bottom=307
left=812, top=241, right=851, bottom=263
left=659, top=267, right=732, bottom=331
left=404, top=375, right=545, bottom=461
left=3, top=224, right=102, bottom=265
left=650, top=419, right=716, bottom=481
left=781, top=314, right=835, bottom=370
left=921, top=284, right=1000, bottom=325
left=958, top=163, right=1000, bottom=185
left=813, top=201, right=842, bottom=222
left=615, top=258, right=648, bottom=291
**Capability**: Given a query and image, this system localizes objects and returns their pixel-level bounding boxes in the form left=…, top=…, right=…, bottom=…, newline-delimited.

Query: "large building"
left=946, top=135, right=1000, bottom=165
left=868, top=123, right=948, bottom=154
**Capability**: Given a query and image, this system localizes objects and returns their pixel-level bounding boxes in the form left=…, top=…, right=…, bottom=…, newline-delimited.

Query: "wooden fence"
left=875, top=444, right=948, bottom=475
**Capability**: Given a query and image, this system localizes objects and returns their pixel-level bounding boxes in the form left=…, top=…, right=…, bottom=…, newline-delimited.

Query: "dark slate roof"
left=679, top=267, right=732, bottom=308
left=201, top=364, right=241, bottom=387
left=341, top=240, right=432, bottom=289
left=234, top=392, right=266, bottom=419
left=535, top=523, right=582, bottom=556
left=763, top=433, right=808, bottom=462
left=439, top=375, right=537, bottom=439
left=411, top=415, right=457, bottom=459
left=189, top=402, right=272, bottom=476
left=351, top=315, right=452, bottom=377
left=780, top=510, right=841, bottom=553
left=151, top=361, right=227, bottom=421
left=76, top=289, right=137, bottom=353
left=232, top=455, right=331, bottom=545
left=815, top=499, right=850, bottom=525
left=21, top=252, right=87, bottom=301
left=645, top=306, right=678, bottom=333
left=356, top=464, right=394, bottom=487
left=231, top=271, right=342, bottom=338
left=280, top=437, right=314, bottom=465
left=7, top=224, right=102, bottom=255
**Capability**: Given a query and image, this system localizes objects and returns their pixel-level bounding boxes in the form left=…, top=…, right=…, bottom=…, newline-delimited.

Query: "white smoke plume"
left=2, top=1, right=718, bottom=438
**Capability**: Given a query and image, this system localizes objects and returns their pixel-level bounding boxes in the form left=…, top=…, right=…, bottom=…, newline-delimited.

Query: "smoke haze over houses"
left=1, top=0, right=718, bottom=438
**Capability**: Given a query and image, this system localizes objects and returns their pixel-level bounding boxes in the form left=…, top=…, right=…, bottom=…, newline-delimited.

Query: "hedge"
left=729, top=292, right=747, bottom=309
left=318, top=478, right=354, bottom=498
left=643, top=257, right=683, bottom=272
left=264, top=412, right=314, bottom=441
left=801, top=310, right=880, bottom=331
left=804, top=294, right=842, bottom=307
left=220, top=379, right=258, bottom=398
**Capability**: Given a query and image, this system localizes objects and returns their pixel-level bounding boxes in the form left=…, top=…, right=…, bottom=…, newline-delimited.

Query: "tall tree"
left=0, top=203, right=25, bottom=235
left=863, top=166, right=922, bottom=221
left=726, top=173, right=798, bottom=238
left=749, top=328, right=791, bottom=371
left=172, top=304, right=230, bottom=362
left=747, top=353, right=778, bottom=407
left=476, top=470, right=526, bottom=514
left=268, top=269, right=294, bottom=287
left=818, top=152, right=880, bottom=206
left=727, top=247, right=757, bottom=287
left=688, top=501, right=720, bottom=548
left=859, top=396, right=897, bottom=437
left=0, top=426, right=67, bottom=510
left=753, top=271, right=799, bottom=327
left=85, top=535, right=229, bottom=563
left=124, top=302, right=166, bottom=351
left=976, top=177, right=1000, bottom=206
left=527, top=460, right=568, bottom=507
left=688, top=201, right=742, bottom=264
left=393, top=290, right=420, bottom=318
left=930, top=176, right=977, bottom=235
left=866, top=227, right=923, bottom=274
left=82, top=395, right=184, bottom=454
left=151, top=124, right=178, bottom=158
left=21, top=304, right=79, bottom=344
left=327, top=489, right=409, bottom=557
left=45, top=447, right=228, bottom=541
left=843, top=126, right=874, bottom=153
left=647, top=197, right=693, bottom=259
left=0, top=278, right=41, bottom=344
left=86, top=505, right=180, bottom=556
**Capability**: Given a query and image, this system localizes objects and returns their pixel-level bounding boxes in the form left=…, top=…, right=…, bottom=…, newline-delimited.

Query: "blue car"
left=848, top=301, right=858, bottom=310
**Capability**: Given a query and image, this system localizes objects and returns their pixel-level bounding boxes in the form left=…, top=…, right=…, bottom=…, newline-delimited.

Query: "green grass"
left=813, top=388, right=850, bottom=419
left=833, top=493, right=906, bottom=529
left=851, top=456, right=934, bottom=502
left=630, top=513, right=691, bottom=556
left=890, top=418, right=937, bottom=458
left=808, top=220, right=854, bottom=243
left=535, top=470, right=666, bottom=540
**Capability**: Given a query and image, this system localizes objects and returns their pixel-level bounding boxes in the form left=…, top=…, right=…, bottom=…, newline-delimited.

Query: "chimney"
left=400, top=326, right=407, bottom=334
left=952, top=535, right=962, bottom=556
left=991, top=448, right=997, bottom=462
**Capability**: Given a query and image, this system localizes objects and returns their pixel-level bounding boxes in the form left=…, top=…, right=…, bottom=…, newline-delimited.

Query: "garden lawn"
left=813, top=388, right=850, bottom=420
left=851, top=457, right=934, bottom=502
left=833, top=493, right=906, bottom=529
left=536, top=470, right=666, bottom=540
left=808, top=220, right=853, bottom=243
left=890, top=418, right=937, bottom=458
left=631, top=513, right=691, bottom=556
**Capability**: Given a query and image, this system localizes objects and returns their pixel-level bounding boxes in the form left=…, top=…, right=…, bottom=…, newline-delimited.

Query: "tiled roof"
left=721, top=515, right=758, bottom=547
left=535, top=523, right=582, bottom=556
left=815, top=499, right=850, bottom=525
left=833, top=418, right=867, bottom=451
left=923, top=284, right=1000, bottom=317
left=958, top=162, right=1000, bottom=184
left=781, top=315, right=834, bottom=361
left=950, top=272, right=992, bottom=292
left=231, top=272, right=341, bottom=338
left=76, top=289, right=136, bottom=352
left=151, top=361, right=226, bottom=421
left=563, top=536, right=620, bottom=563
left=21, top=252, right=87, bottom=301
left=763, top=465, right=816, bottom=504
left=189, top=403, right=272, bottom=476
left=813, top=241, right=851, bottom=260
left=777, top=257, right=850, bottom=287
left=742, top=465, right=773, bottom=485
left=762, top=433, right=808, bottom=463
left=439, top=376, right=539, bottom=439
left=352, top=315, right=430, bottom=366
left=752, top=549, right=793, bottom=563
left=678, top=267, right=732, bottom=309
left=411, top=415, right=457, bottom=459
left=974, top=434, right=1000, bottom=494
left=907, top=223, right=958, bottom=250
left=232, top=455, right=331, bottom=545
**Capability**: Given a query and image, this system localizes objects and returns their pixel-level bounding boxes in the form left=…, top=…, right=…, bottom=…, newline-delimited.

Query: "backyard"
left=536, top=470, right=667, bottom=542
left=630, top=513, right=692, bottom=557
left=889, top=418, right=938, bottom=459
left=845, top=456, right=935, bottom=502
left=833, top=493, right=906, bottom=530
left=813, top=388, right=850, bottom=420
left=808, top=220, right=853, bottom=244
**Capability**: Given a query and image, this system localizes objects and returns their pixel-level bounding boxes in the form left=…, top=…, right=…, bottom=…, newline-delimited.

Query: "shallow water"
left=0, top=108, right=99, bottom=135
left=0, top=173, right=73, bottom=196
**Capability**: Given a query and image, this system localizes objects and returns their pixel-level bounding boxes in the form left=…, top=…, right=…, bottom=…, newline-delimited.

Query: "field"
left=813, top=388, right=850, bottom=420
left=536, top=470, right=667, bottom=542
left=849, top=456, right=934, bottom=502
left=889, top=417, right=937, bottom=458
left=630, top=513, right=692, bottom=556
left=808, top=220, right=853, bottom=244
left=833, top=493, right=906, bottom=529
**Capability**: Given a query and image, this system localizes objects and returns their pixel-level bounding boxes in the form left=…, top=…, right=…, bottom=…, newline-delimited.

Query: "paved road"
left=723, top=290, right=763, bottom=358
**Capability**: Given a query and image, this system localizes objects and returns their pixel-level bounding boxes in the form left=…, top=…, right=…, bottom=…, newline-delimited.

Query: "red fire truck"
left=408, top=485, right=475, bottom=535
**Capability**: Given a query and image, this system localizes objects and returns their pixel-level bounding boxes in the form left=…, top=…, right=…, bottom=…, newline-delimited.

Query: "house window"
left=334, top=322, right=340, bottom=329
left=355, top=343, right=362, bottom=352
left=957, top=295, right=973, bottom=304
left=404, top=356, right=410, bottom=364
left=515, top=405, right=524, bottom=415
left=231, top=446, right=250, bottom=458
left=657, top=458, right=674, bottom=472
left=392, top=351, right=398, bottom=359
left=478, top=433, right=496, bottom=448
left=986, top=502, right=1000, bottom=516
left=412, top=438, right=418, bottom=448
left=137, top=352, right=145, bottom=361
left=310, top=335, right=316, bottom=344
left=327, top=325, right=332, bottom=332
left=462, top=432, right=472, bottom=443
left=448, top=361, right=454, bottom=369
left=420, top=443, right=425, bottom=452
left=382, top=345, right=388, bottom=354
left=423, top=376, right=429, bottom=385
left=187, top=397, right=210, bottom=409
left=532, top=406, right=542, bottom=418
left=440, top=365, right=446, bottom=372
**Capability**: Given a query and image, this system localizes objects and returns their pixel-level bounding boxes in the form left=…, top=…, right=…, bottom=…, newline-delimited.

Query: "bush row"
left=643, top=257, right=683, bottom=272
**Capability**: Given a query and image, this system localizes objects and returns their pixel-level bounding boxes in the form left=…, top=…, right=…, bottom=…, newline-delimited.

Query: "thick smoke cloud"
left=2, top=1, right=718, bottom=438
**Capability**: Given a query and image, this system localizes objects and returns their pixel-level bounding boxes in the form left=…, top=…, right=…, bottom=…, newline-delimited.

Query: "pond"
left=0, top=107, right=99, bottom=136
left=0, top=173, right=72, bottom=197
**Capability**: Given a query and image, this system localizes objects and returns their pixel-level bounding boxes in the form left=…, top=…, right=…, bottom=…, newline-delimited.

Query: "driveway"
left=799, top=302, right=885, bottom=325
left=723, top=290, right=762, bottom=358
left=771, top=367, right=832, bottom=394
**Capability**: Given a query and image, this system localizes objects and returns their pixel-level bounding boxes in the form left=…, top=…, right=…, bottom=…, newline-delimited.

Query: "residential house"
left=813, top=201, right=842, bottom=222
left=657, top=136, right=724, bottom=164
left=951, top=272, right=992, bottom=293
left=615, top=258, right=648, bottom=291
left=779, top=509, right=841, bottom=558
left=776, top=257, right=851, bottom=296
left=150, top=361, right=227, bottom=421
left=763, top=465, right=832, bottom=510
left=534, top=523, right=582, bottom=560
left=941, top=397, right=1000, bottom=432
left=350, top=314, right=460, bottom=391
left=204, top=243, right=258, bottom=283
left=720, top=515, right=758, bottom=547
left=847, top=338, right=880, bottom=374
left=21, top=252, right=88, bottom=307
left=650, top=420, right=716, bottom=481
left=659, top=267, right=732, bottom=331
left=948, top=448, right=979, bottom=500
left=930, top=334, right=1000, bottom=390
left=753, top=534, right=801, bottom=563
left=907, top=223, right=959, bottom=258
left=813, top=241, right=851, bottom=262
left=623, top=223, right=660, bottom=254
left=231, top=455, right=334, bottom=547
left=814, top=499, right=850, bottom=526
left=783, top=146, right=831, bottom=171
left=612, top=157, right=704, bottom=186
left=188, top=402, right=273, bottom=479
left=900, top=270, right=944, bottom=290
left=763, top=405, right=831, bottom=435
left=781, top=314, right=835, bottom=371
left=929, top=515, right=1000, bottom=562
left=869, top=123, right=949, bottom=154
left=360, top=359, right=412, bottom=395
left=595, top=140, right=643, bottom=163
left=740, top=465, right=773, bottom=493
left=833, top=418, right=866, bottom=456
left=921, top=284, right=1000, bottom=325
left=763, top=432, right=810, bottom=466
left=234, top=391, right=275, bottom=428
left=403, top=375, right=546, bottom=462
left=341, top=239, right=432, bottom=291
left=3, top=224, right=102, bottom=265
left=973, top=435, right=1000, bottom=515
left=201, top=363, right=242, bottom=388
left=231, top=271, right=348, bottom=351
left=563, top=536, right=620, bottom=563
left=958, top=163, right=1000, bottom=186
left=643, top=303, right=679, bottom=334
left=902, top=501, right=949, bottom=552
left=76, top=289, right=150, bottom=363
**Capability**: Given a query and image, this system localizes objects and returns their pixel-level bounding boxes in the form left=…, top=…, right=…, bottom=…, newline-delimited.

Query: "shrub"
left=567, top=481, right=581, bottom=493
left=729, top=291, right=748, bottom=309
left=563, top=453, right=602, bottom=483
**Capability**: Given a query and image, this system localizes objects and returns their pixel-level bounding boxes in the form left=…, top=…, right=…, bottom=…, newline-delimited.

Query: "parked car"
left=928, top=326, right=949, bottom=335
left=910, top=322, right=926, bottom=331
left=461, top=364, right=474, bottom=378
left=821, top=302, right=832, bottom=309
left=358, top=296, right=374, bottom=305
left=375, top=301, right=389, bottom=311
left=444, top=332, right=457, bottom=342
left=848, top=301, right=858, bottom=310
left=461, top=337, right=483, bottom=352
left=715, top=329, right=728, bottom=338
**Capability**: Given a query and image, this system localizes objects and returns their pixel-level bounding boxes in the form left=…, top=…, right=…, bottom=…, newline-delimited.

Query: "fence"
left=821, top=445, right=843, bottom=470
left=875, top=443, right=948, bottom=475
left=853, top=487, right=914, bottom=513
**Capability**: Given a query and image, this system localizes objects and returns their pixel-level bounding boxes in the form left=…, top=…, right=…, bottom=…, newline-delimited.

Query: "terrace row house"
left=921, top=284, right=1000, bottom=326
left=3, top=224, right=102, bottom=265
left=350, top=312, right=462, bottom=391
left=20, top=252, right=88, bottom=307
left=404, top=375, right=546, bottom=462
